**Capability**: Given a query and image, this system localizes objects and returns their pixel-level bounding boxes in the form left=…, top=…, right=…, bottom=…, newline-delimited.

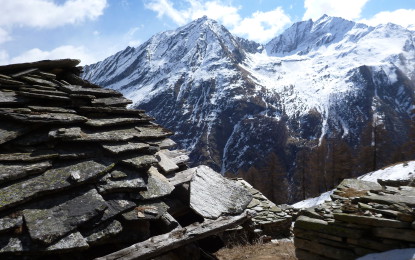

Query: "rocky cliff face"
left=83, top=16, right=415, bottom=200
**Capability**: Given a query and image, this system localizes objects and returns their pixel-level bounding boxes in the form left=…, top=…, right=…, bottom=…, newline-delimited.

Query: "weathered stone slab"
left=0, top=90, right=26, bottom=106
left=189, top=165, right=252, bottom=219
left=156, top=151, right=179, bottom=174
left=0, top=160, right=112, bottom=211
left=138, top=166, right=174, bottom=199
left=0, top=232, right=88, bottom=254
left=59, top=84, right=123, bottom=97
left=0, top=216, right=23, bottom=234
left=338, top=179, right=382, bottom=191
left=20, top=87, right=67, bottom=96
left=135, top=126, right=172, bottom=139
left=97, top=169, right=146, bottom=194
left=28, top=106, right=76, bottom=113
left=123, top=201, right=169, bottom=221
left=166, top=167, right=196, bottom=186
left=0, top=109, right=87, bottom=124
left=98, top=196, right=137, bottom=223
left=37, top=71, right=57, bottom=79
left=23, top=188, right=107, bottom=245
left=84, top=220, right=123, bottom=245
left=102, top=142, right=150, bottom=155
left=0, top=152, right=57, bottom=162
left=91, top=97, right=132, bottom=106
left=333, top=213, right=411, bottom=228
left=159, top=138, right=176, bottom=149
left=0, top=120, right=33, bottom=145
left=346, top=237, right=401, bottom=251
left=356, top=194, right=415, bottom=207
left=0, top=77, right=25, bottom=85
left=0, top=161, right=52, bottom=184
left=86, top=117, right=148, bottom=127
left=50, top=127, right=168, bottom=142
left=18, top=91, right=71, bottom=101
left=295, top=216, right=364, bottom=239
left=372, top=227, right=415, bottom=242
left=78, top=106, right=146, bottom=115
left=121, top=155, right=158, bottom=170
left=45, top=232, right=89, bottom=252
left=161, top=149, right=189, bottom=165
left=10, top=68, right=39, bottom=78
left=20, top=76, right=58, bottom=87
left=0, top=59, right=80, bottom=73
left=294, top=237, right=357, bottom=260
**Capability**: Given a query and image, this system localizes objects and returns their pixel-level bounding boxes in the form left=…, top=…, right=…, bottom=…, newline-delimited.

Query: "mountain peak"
left=265, top=15, right=356, bottom=56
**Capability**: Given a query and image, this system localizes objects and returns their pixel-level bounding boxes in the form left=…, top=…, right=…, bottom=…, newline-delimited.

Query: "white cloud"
left=232, top=7, right=291, bottom=43
left=144, top=0, right=188, bottom=25
left=6, top=45, right=97, bottom=65
left=0, top=28, right=12, bottom=44
left=359, top=9, right=415, bottom=28
left=0, top=0, right=107, bottom=28
left=144, top=0, right=291, bottom=43
left=303, top=0, right=369, bottom=20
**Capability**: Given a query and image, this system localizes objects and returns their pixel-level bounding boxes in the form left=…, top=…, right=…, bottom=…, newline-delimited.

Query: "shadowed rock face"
left=0, top=59, right=253, bottom=259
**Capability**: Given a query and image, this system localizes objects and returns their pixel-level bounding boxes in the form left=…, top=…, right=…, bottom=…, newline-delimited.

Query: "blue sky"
left=0, top=0, right=414, bottom=65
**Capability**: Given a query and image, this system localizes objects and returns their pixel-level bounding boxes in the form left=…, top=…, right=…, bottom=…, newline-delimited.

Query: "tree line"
left=228, top=116, right=415, bottom=204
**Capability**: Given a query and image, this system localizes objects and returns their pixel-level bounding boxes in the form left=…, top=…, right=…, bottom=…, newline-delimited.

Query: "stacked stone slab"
left=0, top=59, right=252, bottom=259
left=294, top=178, right=415, bottom=260
left=234, top=179, right=295, bottom=238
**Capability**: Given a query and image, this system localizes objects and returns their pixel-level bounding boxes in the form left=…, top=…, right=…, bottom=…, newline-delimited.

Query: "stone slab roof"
left=0, top=59, right=252, bottom=259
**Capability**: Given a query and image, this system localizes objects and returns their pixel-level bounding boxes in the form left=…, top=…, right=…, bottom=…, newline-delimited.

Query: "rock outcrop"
left=294, top=178, right=415, bottom=260
left=0, top=59, right=253, bottom=259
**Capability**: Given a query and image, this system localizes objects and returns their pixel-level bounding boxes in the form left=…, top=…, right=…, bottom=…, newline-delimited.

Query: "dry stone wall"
left=294, top=178, right=415, bottom=260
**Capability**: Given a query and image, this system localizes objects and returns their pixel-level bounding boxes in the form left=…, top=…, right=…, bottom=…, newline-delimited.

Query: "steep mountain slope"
left=83, top=15, right=415, bottom=202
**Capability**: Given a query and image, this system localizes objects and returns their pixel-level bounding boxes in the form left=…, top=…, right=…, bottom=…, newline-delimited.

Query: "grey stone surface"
left=156, top=150, right=179, bottom=174
left=338, top=179, right=382, bottom=191
left=59, top=84, right=123, bottom=97
left=97, top=168, right=146, bottom=194
left=50, top=127, right=169, bottom=142
left=98, top=196, right=136, bottom=223
left=0, top=109, right=87, bottom=124
left=20, top=75, right=58, bottom=87
left=138, top=166, right=174, bottom=199
left=86, top=117, right=148, bottom=127
left=189, top=165, right=252, bottom=219
left=28, top=106, right=76, bottom=113
left=102, top=142, right=150, bottom=155
left=23, top=188, right=107, bottom=245
left=0, top=160, right=112, bottom=211
left=91, top=97, right=132, bottom=106
left=0, top=161, right=51, bottom=184
left=0, top=120, right=33, bottom=145
left=18, top=91, right=72, bottom=101
left=123, top=201, right=169, bottom=221
left=161, top=149, right=189, bottom=165
left=121, top=155, right=158, bottom=170
left=0, top=216, right=23, bottom=234
left=84, top=220, right=123, bottom=245
left=333, top=213, right=411, bottom=228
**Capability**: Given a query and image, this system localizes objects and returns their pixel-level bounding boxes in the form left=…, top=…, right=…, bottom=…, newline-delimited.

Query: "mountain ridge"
left=83, top=15, right=415, bottom=203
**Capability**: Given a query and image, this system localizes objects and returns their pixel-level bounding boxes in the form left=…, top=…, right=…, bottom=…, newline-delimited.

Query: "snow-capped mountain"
left=83, top=15, right=415, bottom=192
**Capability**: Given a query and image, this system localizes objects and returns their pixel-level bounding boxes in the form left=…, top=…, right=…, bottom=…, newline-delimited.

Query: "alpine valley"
left=83, top=15, right=415, bottom=203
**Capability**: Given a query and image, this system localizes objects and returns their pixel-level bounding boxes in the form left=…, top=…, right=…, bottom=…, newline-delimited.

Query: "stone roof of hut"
left=0, top=59, right=252, bottom=259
